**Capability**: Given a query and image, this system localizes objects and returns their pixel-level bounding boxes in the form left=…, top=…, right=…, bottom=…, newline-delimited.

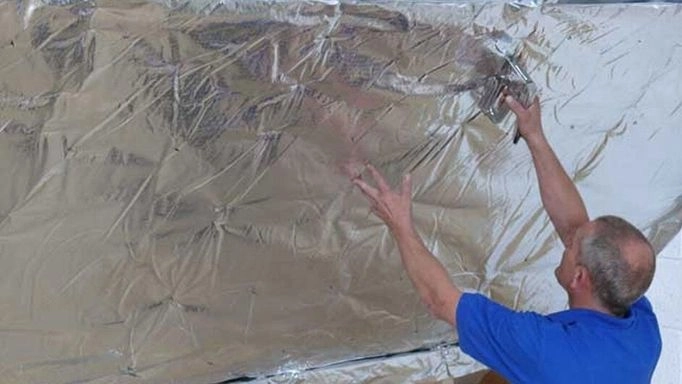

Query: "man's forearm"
left=391, top=224, right=461, bottom=326
left=351, top=167, right=461, bottom=325
left=526, top=133, right=589, bottom=247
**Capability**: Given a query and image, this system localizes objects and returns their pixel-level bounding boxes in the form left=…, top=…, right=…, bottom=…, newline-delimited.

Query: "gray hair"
left=578, top=216, right=655, bottom=317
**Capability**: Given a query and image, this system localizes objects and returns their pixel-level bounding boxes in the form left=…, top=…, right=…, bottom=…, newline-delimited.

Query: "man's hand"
left=504, top=96, right=544, bottom=145
left=353, top=165, right=413, bottom=234
left=352, top=164, right=461, bottom=325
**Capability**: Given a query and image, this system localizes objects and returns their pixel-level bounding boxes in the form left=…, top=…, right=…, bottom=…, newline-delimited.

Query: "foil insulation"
left=0, top=1, right=680, bottom=383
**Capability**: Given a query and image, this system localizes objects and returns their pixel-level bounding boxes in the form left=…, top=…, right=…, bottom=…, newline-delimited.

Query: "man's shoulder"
left=460, top=293, right=657, bottom=327
left=632, top=295, right=655, bottom=314
left=631, top=296, right=662, bottom=347
left=459, top=292, right=554, bottom=319
left=457, top=292, right=555, bottom=330
left=543, top=296, right=661, bottom=344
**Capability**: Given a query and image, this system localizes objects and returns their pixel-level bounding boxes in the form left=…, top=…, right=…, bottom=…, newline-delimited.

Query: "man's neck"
left=568, top=294, right=614, bottom=316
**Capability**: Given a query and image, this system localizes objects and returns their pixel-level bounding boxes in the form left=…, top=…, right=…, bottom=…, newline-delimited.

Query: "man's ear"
left=570, top=264, right=592, bottom=291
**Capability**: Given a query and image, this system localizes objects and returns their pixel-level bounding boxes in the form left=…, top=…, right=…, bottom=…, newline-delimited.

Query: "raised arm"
left=504, top=96, right=589, bottom=248
left=353, top=166, right=462, bottom=326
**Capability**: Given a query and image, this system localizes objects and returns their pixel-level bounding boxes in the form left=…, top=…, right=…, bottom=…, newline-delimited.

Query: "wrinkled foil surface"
left=0, top=1, right=681, bottom=383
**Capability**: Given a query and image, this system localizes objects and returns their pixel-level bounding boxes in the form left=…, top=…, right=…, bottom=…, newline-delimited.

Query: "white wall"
left=650, top=232, right=682, bottom=384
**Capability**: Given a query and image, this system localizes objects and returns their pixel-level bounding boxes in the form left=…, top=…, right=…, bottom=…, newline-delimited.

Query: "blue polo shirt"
left=456, top=293, right=661, bottom=384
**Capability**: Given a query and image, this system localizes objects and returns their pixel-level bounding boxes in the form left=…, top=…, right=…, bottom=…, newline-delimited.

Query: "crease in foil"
left=0, top=1, right=680, bottom=383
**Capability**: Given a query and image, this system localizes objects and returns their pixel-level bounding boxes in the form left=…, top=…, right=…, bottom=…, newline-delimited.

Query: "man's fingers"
left=366, top=164, right=391, bottom=192
left=530, top=95, right=540, bottom=109
left=401, top=173, right=412, bottom=197
left=504, top=95, right=526, bottom=117
left=353, top=178, right=379, bottom=201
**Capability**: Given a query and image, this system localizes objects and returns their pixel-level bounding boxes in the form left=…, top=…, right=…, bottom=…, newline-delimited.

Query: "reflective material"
left=0, top=1, right=680, bottom=383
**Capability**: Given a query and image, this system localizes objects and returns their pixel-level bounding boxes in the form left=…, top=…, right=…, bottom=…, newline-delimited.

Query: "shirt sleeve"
left=456, top=293, right=547, bottom=383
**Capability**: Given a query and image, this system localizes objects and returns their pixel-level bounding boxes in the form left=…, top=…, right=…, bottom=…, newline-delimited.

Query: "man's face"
left=555, top=244, right=577, bottom=291
left=555, top=223, right=592, bottom=291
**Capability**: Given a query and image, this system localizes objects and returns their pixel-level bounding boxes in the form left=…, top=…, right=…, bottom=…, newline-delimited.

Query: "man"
left=352, top=95, right=661, bottom=383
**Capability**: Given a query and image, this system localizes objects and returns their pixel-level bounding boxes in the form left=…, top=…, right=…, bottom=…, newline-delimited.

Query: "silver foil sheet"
left=0, top=1, right=680, bottom=383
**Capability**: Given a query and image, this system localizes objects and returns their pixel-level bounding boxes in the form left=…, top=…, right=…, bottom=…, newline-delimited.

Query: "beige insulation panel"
left=0, top=1, right=680, bottom=383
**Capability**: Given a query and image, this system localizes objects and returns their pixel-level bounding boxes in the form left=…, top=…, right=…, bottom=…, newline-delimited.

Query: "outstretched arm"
left=353, top=166, right=461, bottom=326
left=505, top=96, right=589, bottom=248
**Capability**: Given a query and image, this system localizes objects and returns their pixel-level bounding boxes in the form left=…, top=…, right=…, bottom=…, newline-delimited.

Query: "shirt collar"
left=548, top=306, right=635, bottom=328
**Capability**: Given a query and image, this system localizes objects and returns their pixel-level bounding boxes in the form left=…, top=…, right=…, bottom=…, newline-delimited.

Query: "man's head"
left=555, top=216, right=655, bottom=316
